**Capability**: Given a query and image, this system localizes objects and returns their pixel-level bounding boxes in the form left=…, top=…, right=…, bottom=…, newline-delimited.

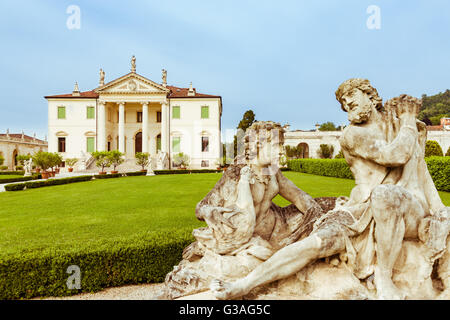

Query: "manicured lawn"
left=0, top=172, right=448, bottom=257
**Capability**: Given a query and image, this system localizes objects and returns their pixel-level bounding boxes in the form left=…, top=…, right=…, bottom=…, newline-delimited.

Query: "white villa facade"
left=45, top=58, right=222, bottom=170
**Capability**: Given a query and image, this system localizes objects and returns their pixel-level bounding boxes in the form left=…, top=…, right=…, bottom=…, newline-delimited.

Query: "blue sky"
left=1, top=1, right=450, bottom=140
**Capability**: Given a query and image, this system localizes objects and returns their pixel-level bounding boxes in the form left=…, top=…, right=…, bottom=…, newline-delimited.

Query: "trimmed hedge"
left=4, top=175, right=93, bottom=191
left=93, top=173, right=122, bottom=179
left=0, top=171, right=25, bottom=175
left=0, top=230, right=194, bottom=299
left=288, top=157, right=450, bottom=192
left=0, top=175, right=38, bottom=184
left=154, top=169, right=222, bottom=175
left=126, top=171, right=148, bottom=176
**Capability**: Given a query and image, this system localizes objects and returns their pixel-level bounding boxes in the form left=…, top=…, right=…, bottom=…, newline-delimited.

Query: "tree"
left=317, top=144, right=334, bottom=159
left=91, top=151, right=111, bottom=173
left=173, top=152, right=190, bottom=168
left=318, top=122, right=338, bottom=131
left=108, top=150, right=124, bottom=171
left=49, top=153, right=63, bottom=171
left=334, top=150, right=344, bottom=159
left=237, top=110, right=256, bottom=131
left=16, top=155, right=31, bottom=166
left=0, top=155, right=4, bottom=166
left=135, top=152, right=150, bottom=171
left=285, top=145, right=304, bottom=159
left=425, top=140, right=443, bottom=157
left=446, top=147, right=450, bottom=157
left=65, top=158, right=79, bottom=168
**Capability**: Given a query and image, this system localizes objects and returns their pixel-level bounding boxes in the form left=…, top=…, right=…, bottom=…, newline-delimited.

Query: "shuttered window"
left=87, top=137, right=95, bottom=153
left=57, top=106, right=66, bottom=119
left=172, top=137, right=180, bottom=153
left=201, top=106, right=209, bottom=119
left=172, top=106, right=180, bottom=119
left=87, top=106, right=95, bottom=119
left=157, top=135, right=161, bottom=151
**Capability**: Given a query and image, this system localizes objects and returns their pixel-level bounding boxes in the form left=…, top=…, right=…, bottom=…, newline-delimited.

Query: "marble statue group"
left=160, top=79, right=449, bottom=300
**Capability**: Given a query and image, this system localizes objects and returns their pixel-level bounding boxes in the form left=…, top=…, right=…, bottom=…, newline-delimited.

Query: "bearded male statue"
left=209, top=79, right=449, bottom=300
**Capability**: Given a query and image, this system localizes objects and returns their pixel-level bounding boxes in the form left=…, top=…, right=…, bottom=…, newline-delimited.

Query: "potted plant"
left=65, top=158, right=79, bottom=173
left=91, top=151, right=111, bottom=175
left=108, top=151, right=124, bottom=174
left=32, top=151, right=51, bottom=179
left=49, top=153, right=63, bottom=177
left=173, top=152, right=190, bottom=170
left=135, top=152, right=150, bottom=172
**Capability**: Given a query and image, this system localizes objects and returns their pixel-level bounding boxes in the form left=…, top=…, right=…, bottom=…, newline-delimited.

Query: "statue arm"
left=276, top=170, right=323, bottom=214
left=342, top=125, right=418, bottom=167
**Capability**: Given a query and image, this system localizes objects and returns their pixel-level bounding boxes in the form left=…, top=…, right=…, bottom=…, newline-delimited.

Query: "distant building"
left=0, top=131, right=47, bottom=170
left=285, top=118, right=450, bottom=158
left=44, top=57, right=222, bottom=170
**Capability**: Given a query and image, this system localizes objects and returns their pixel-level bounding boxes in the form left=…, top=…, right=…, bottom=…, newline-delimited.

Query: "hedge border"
left=0, top=171, right=25, bottom=176
left=0, top=230, right=194, bottom=299
left=287, top=157, right=450, bottom=192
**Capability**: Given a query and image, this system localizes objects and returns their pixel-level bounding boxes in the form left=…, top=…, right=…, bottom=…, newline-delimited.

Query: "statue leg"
left=211, top=224, right=346, bottom=300
left=370, top=185, right=407, bottom=299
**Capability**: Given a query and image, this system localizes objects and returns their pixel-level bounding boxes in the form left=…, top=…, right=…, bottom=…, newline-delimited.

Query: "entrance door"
left=135, top=132, right=142, bottom=154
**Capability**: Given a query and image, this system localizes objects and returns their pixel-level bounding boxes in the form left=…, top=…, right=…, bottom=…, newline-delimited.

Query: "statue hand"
left=202, top=206, right=236, bottom=230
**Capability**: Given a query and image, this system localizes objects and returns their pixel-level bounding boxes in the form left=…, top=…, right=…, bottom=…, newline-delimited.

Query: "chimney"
left=188, top=82, right=195, bottom=96
left=72, top=82, right=81, bottom=96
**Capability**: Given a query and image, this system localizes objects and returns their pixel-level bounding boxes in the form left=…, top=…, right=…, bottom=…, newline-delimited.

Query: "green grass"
left=0, top=172, right=448, bottom=257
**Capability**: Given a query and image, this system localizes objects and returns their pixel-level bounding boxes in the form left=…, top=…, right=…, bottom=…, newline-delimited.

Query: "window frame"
left=58, top=137, right=66, bottom=153
left=172, top=136, right=181, bottom=153
left=172, top=106, right=181, bottom=119
left=201, top=136, right=209, bottom=152
left=86, top=106, right=95, bottom=119
left=57, top=106, right=66, bottom=119
left=86, top=137, right=95, bottom=153
left=201, top=106, right=209, bottom=119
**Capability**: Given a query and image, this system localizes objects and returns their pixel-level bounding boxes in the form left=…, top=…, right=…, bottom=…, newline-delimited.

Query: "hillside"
left=419, top=89, right=450, bottom=125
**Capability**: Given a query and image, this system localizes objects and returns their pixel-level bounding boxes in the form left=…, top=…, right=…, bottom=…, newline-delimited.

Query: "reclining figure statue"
left=162, top=79, right=449, bottom=300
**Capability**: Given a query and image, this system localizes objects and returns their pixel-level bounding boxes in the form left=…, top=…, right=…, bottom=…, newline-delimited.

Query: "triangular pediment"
left=95, top=73, right=170, bottom=95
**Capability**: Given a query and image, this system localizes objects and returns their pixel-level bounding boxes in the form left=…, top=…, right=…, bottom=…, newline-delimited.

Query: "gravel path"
left=37, top=283, right=166, bottom=300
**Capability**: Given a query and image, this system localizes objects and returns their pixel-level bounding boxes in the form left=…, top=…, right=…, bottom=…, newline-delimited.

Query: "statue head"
left=335, top=78, right=383, bottom=124
left=243, top=121, right=285, bottom=169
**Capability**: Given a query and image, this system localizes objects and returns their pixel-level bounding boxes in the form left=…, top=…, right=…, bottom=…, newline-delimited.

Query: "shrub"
left=0, top=176, right=36, bottom=184
left=0, top=166, right=8, bottom=171
left=288, top=159, right=353, bottom=179
left=288, top=158, right=450, bottom=191
left=91, top=151, right=112, bottom=172
left=173, top=153, right=190, bottom=168
left=0, top=230, right=194, bottom=299
left=65, top=158, right=79, bottom=168
left=334, top=150, right=344, bottom=159
left=32, top=151, right=54, bottom=171
left=16, top=155, right=31, bottom=166
left=135, top=152, right=150, bottom=171
left=0, top=171, right=25, bottom=175
left=0, top=156, right=4, bottom=166
left=446, top=147, right=450, bottom=157
left=425, top=157, right=450, bottom=192
left=425, top=140, right=443, bottom=157
left=94, top=173, right=122, bottom=179
left=317, top=144, right=334, bottom=159
left=108, top=151, right=124, bottom=171
left=15, top=165, right=24, bottom=171
left=4, top=183, right=26, bottom=191
left=126, top=171, right=148, bottom=176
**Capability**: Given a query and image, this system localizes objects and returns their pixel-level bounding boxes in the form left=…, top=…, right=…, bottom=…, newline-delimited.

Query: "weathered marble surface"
left=160, top=81, right=449, bottom=300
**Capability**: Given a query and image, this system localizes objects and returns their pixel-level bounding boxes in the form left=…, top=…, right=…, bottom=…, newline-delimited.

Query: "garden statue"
left=161, top=121, right=332, bottom=299
left=24, top=159, right=32, bottom=177
left=99, top=68, right=105, bottom=86
left=147, top=156, right=155, bottom=176
left=160, top=79, right=449, bottom=301
left=131, top=55, right=136, bottom=73
left=207, top=79, right=449, bottom=300
left=156, top=151, right=169, bottom=170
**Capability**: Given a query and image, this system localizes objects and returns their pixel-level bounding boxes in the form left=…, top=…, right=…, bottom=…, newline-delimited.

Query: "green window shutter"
left=172, top=137, right=180, bottom=153
left=172, top=106, right=180, bottom=119
left=87, top=137, right=95, bottom=153
left=87, top=107, right=95, bottom=119
left=58, top=106, right=66, bottom=119
left=201, top=106, right=209, bottom=119
left=157, top=136, right=161, bottom=151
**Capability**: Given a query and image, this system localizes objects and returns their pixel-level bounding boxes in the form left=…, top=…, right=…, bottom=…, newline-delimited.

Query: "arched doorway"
left=135, top=132, right=142, bottom=154
left=12, top=149, right=18, bottom=166
left=297, top=143, right=309, bottom=158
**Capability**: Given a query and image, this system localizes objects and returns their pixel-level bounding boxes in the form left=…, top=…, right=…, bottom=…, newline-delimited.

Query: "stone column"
left=98, top=100, right=106, bottom=151
left=118, top=102, right=125, bottom=153
left=142, top=102, right=149, bottom=153
left=161, top=100, right=169, bottom=153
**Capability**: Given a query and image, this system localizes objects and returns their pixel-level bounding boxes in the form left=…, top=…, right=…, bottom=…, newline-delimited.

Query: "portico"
left=45, top=56, right=223, bottom=170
